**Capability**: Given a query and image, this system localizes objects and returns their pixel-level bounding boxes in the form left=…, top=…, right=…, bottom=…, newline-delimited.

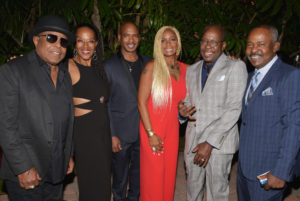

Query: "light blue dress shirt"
left=245, top=55, right=278, bottom=104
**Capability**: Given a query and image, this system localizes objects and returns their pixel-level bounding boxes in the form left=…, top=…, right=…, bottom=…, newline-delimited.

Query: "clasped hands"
left=178, top=101, right=196, bottom=120
left=192, top=142, right=213, bottom=167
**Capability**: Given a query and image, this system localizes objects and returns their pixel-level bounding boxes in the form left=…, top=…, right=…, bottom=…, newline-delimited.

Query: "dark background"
left=0, top=0, right=300, bottom=65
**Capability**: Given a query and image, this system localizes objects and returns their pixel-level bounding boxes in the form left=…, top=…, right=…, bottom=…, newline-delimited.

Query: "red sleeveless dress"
left=140, top=62, right=187, bottom=201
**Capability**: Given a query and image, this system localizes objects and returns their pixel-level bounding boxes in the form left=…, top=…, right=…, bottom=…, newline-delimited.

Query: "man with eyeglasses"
left=0, top=15, right=75, bottom=201
left=179, top=24, right=247, bottom=201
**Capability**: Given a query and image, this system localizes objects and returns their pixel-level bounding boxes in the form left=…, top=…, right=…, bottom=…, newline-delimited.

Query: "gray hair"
left=252, top=25, right=279, bottom=43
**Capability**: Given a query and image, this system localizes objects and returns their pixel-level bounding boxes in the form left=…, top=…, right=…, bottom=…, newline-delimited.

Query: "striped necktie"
left=246, top=71, right=260, bottom=103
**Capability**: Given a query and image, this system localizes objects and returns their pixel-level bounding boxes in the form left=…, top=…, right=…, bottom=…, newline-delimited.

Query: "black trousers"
left=112, top=139, right=140, bottom=201
left=5, top=180, right=63, bottom=201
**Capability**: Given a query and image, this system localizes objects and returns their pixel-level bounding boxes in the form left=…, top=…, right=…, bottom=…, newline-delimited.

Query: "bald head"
left=120, top=22, right=139, bottom=35
left=118, top=22, right=140, bottom=56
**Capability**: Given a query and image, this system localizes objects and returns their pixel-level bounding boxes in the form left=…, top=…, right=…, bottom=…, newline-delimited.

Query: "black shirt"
left=124, top=59, right=143, bottom=90
left=118, top=52, right=143, bottom=90
left=35, top=52, right=70, bottom=183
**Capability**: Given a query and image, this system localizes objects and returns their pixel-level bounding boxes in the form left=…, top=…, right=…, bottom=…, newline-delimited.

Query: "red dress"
left=140, top=62, right=187, bottom=201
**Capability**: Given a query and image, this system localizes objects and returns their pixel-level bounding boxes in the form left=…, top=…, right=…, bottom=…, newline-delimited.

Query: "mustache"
left=249, top=53, right=263, bottom=57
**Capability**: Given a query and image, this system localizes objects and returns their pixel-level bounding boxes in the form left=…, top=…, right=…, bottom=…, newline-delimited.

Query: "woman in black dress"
left=68, top=24, right=111, bottom=201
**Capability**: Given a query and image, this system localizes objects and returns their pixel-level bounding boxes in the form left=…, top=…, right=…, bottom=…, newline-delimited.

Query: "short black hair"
left=202, top=24, right=226, bottom=41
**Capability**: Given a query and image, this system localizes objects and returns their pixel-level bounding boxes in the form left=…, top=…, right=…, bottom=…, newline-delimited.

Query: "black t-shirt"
left=124, top=59, right=143, bottom=90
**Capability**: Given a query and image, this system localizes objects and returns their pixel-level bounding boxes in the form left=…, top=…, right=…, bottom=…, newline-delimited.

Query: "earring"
left=92, top=50, right=97, bottom=60
left=73, top=49, right=77, bottom=57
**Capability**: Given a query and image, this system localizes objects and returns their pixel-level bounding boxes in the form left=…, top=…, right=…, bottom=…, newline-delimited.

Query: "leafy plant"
left=0, top=0, right=300, bottom=64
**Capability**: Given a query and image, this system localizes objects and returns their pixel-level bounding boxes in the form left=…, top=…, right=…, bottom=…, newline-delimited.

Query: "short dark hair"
left=202, top=24, right=226, bottom=41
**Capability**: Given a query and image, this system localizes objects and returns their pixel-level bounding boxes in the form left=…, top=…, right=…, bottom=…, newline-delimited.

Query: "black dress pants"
left=112, top=139, right=140, bottom=201
left=5, top=180, right=63, bottom=201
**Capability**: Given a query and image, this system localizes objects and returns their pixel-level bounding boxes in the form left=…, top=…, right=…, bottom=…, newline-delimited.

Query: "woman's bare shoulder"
left=68, top=59, right=77, bottom=72
left=142, top=60, right=154, bottom=74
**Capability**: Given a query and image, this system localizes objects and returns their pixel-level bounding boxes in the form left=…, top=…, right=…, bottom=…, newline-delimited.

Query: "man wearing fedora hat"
left=0, top=15, right=75, bottom=201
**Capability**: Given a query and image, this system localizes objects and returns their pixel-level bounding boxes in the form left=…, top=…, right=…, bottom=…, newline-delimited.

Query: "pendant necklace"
left=125, top=62, right=133, bottom=72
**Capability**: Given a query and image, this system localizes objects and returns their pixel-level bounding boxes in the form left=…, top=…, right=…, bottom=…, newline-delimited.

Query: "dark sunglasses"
left=38, top=34, right=68, bottom=48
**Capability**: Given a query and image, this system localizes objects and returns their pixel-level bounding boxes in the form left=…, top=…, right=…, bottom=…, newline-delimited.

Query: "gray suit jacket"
left=0, top=51, right=74, bottom=182
left=184, top=53, right=247, bottom=155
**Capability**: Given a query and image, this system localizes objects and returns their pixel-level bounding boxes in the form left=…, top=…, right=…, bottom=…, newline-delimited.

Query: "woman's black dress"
left=72, top=61, right=111, bottom=201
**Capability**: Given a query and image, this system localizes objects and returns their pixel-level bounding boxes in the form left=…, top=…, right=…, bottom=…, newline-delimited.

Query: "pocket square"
left=217, top=75, right=225, bottom=81
left=262, top=87, right=273, bottom=96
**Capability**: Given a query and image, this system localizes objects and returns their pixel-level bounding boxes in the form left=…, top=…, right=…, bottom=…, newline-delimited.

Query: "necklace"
left=125, top=61, right=135, bottom=72
left=170, top=62, right=179, bottom=70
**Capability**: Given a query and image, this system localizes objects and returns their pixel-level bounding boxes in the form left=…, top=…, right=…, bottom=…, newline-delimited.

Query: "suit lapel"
left=247, top=59, right=281, bottom=105
left=242, top=72, right=253, bottom=112
left=26, top=51, right=54, bottom=140
left=27, top=51, right=53, bottom=107
left=195, top=60, right=204, bottom=100
left=201, top=53, right=226, bottom=95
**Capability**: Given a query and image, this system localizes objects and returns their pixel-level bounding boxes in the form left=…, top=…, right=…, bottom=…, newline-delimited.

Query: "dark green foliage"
left=0, top=0, right=300, bottom=190
left=0, top=0, right=300, bottom=64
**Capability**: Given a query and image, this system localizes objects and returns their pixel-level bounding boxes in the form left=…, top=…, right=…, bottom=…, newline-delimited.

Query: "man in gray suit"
left=0, top=15, right=74, bottom=201
left=179, top=25, right=248, bottom=201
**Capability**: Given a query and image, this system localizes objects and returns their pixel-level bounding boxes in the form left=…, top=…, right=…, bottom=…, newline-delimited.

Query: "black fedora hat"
left=28, top=15, right=75, bottom=45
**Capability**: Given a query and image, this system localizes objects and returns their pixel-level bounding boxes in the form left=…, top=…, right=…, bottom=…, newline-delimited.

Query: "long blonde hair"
left=152, top=26, right=182, bottom=108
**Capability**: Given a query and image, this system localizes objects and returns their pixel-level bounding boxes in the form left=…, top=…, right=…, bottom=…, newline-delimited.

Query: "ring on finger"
left=201, top=158, right=205, bottom=162
left=29, top=185, right=35, bottom=189
left=152, top=147, right=156, bottom=151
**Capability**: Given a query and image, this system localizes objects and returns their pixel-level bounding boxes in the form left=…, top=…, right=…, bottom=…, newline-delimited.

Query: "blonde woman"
left=138, top=26, right=187, bottom=201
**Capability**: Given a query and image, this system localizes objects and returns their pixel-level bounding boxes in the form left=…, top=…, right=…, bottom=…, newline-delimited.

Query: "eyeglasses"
left=200, top=40, right=223, bottom=48
left=38, top=34, right=68, bottom=48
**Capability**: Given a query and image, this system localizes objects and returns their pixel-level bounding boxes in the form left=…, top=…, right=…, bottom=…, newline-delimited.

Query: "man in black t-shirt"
left=104, top=22, right=151, bottom=201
